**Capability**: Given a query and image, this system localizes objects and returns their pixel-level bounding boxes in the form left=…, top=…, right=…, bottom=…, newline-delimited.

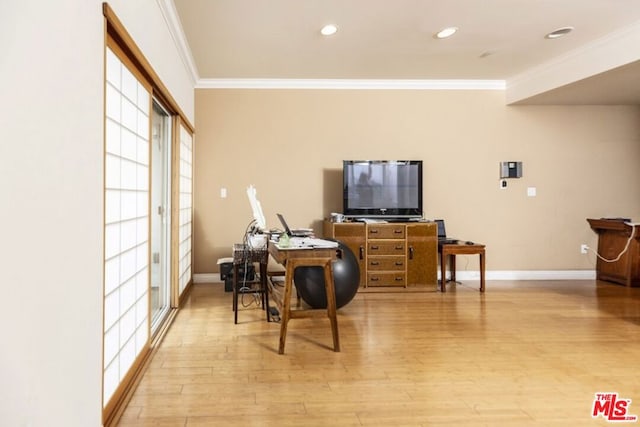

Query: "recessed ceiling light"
left=545, top=26, right=574, bottom=39
left=321, top=24, right=338, bottom=36
left=435, top=27, right=458, bottom=39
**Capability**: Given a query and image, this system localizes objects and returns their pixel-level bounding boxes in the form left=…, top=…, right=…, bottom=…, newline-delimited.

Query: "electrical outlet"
left=580, top=244, right=588, bottom=254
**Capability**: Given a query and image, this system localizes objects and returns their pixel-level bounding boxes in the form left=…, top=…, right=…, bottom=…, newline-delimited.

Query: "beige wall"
left=194, top=88, right=640, bottom=274
left=1, top=1, right=195, bottom=424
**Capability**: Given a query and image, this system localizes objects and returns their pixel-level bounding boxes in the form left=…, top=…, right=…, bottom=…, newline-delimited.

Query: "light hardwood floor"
left=117, top=280, right=640, bottom=426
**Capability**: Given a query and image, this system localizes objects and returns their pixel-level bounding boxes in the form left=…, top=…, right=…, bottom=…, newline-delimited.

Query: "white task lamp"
left=246, top=185, right=267, bottom=247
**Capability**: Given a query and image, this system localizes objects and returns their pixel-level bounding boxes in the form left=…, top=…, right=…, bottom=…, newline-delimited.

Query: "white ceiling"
left=170, top=0, right=640, bottom=105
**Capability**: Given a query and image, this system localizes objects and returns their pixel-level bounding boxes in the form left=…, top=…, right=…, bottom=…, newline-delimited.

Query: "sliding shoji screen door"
left=177, top=123, right=193, bottom=297
left=103, top=5, right=195, bottom=423
left=103, top=43, right=151, bottom=410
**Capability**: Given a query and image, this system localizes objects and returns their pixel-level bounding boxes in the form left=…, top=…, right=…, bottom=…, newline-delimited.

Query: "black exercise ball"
left=293, top=240, right=360, bottom=309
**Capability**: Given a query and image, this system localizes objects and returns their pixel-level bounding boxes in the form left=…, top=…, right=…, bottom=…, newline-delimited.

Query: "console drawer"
left=367, top=272, right=406, bottom=287
left=330, top=222, right=364, bottom=238
left=368, top=241, right=405, bottom=255
left=367, top=256, right=405, bottom=271
left=367, top=225, right=405, bottom=239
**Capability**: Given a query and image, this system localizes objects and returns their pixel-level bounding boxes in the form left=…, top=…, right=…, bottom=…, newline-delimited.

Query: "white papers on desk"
left=276, top=237, right=339, bottom=250
left=274, top=243, right=312, bottom=250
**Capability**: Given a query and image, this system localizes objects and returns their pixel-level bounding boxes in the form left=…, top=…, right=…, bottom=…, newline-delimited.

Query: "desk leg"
left=260, top=262, right=270, bottom=321
left=479, top=251, right=485, bottom=292
left=440, top=251, right=446, bottom=292
left=323, top=261, right=340, bottom=352
left=278, top=262, right=295, bottom=354
left=233, top=264, right=239, bottom=324
left=450, top=255, right=457, bottom=283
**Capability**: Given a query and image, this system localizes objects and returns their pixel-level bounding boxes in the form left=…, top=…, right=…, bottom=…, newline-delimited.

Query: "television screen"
left=343, top=160, right=423, bottom=219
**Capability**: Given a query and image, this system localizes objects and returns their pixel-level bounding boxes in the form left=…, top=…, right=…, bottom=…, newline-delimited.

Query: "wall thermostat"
left=500, top=161, right=523, bottom=178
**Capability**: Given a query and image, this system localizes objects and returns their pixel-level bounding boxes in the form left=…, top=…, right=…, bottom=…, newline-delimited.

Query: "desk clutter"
left=268, top=213, right=340, bottom=249
left=274, top=235, right=339, bottom=250
left=224, top=214, right=346, bottom=353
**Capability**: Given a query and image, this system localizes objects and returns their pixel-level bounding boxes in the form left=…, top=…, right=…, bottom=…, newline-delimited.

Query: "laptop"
left=435, top=219, right=458, bottom=244
left=276, top=213, right=312, bottom=237
left=275, top=213, right=338, bottom=248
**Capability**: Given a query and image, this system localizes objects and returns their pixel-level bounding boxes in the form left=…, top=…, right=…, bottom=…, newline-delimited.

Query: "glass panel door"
left=150, top=100, right=171, bottom=333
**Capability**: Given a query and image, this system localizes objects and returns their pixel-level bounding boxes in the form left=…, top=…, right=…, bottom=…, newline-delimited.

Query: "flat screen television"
left=343, top=160, right=423, bottom=219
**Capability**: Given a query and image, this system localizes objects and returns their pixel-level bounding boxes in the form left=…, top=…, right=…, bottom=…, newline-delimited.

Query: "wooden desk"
left=268, top=242, right=340, bottom=354
left=438, top=241, right=486, bottom=292
left=587, top=218, right=640, bottom=287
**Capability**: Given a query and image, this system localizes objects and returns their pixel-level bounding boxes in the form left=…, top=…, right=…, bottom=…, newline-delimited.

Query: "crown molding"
left=195, top=78, right=506, bottom=90
left=156, top=0, right=200, bottom=85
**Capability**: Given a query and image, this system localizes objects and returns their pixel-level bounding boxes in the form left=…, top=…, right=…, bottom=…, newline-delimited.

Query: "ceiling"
left=170, top=0, right=640, bottom=105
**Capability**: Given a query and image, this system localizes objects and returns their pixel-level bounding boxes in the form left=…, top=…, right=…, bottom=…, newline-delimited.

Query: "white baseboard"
left=193, top=273, right=221, bottom=283
left=449, top=270, right=596, bottom=281
left=193, top=270, right=597, bottom=284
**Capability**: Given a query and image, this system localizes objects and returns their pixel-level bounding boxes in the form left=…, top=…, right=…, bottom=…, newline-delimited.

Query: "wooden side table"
left=438, top=241, right=486, bottom=292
